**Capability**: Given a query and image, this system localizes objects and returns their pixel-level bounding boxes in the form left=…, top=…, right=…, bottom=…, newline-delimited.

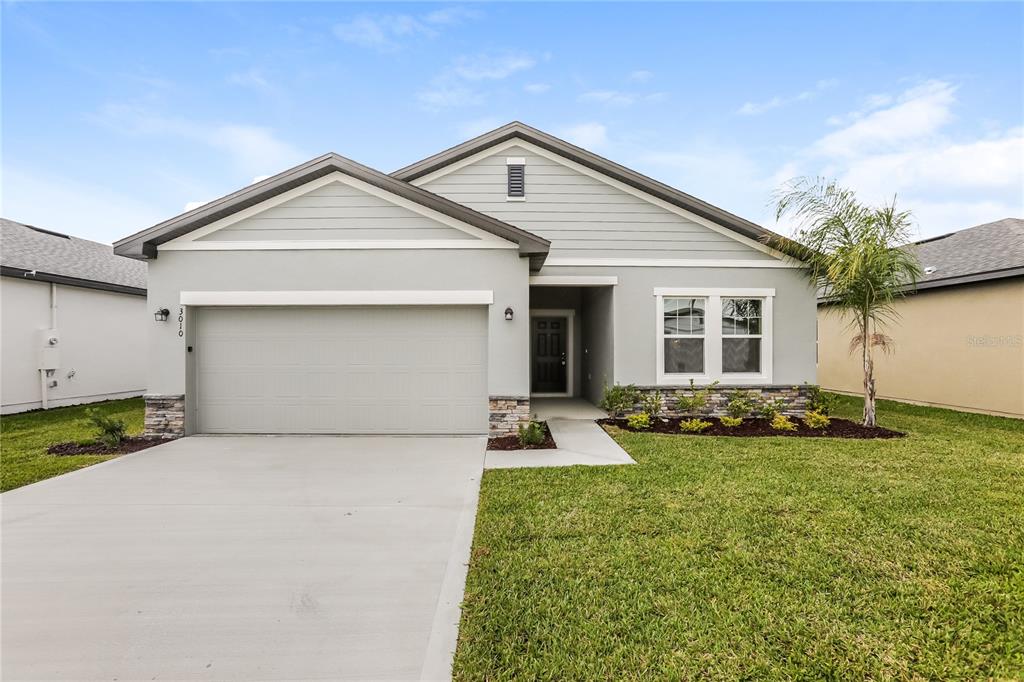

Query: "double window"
left=656, top=289, right=773, bottom=384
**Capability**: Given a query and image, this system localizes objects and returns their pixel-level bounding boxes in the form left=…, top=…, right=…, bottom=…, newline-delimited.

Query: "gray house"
left=114, top=122, right=816, bottom=437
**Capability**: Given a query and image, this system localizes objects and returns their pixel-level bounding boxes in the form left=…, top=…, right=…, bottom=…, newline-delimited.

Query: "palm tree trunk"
left=862, top=316, right=876, bottom=427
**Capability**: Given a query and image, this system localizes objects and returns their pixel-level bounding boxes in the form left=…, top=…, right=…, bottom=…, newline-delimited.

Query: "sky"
left=3, top=1, right=1022, bottom=245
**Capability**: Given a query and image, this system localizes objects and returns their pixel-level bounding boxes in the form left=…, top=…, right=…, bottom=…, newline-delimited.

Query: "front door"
left=531, top=316, right=568, bottom=394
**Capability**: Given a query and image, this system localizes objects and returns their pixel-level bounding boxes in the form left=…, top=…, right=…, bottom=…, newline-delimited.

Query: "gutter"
left=1, top=266, right=147, bottom=297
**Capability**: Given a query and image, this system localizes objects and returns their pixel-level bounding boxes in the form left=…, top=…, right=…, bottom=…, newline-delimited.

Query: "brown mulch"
left=599, top=416, right=904, bottom=439
left=47, top=436, right=171, bottom=457
left=487, top=422, right=558, bottom=450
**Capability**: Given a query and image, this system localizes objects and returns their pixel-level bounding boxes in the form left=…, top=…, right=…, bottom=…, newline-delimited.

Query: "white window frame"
left=720, top=296, right=766, bottom=381
left=654, top=288, right=774, bottom=385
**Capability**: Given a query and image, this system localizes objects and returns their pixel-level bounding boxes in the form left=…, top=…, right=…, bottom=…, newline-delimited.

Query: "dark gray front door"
left=531, top=316, right=567, bottom=394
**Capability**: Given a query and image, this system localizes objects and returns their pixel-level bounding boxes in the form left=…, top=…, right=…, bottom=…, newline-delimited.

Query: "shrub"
left=676, top=379, right=719, bottom=414
left=757, top=398, right=786, bottom=419
left=627, top=412, right=652, bottom=431
left=771, top=414, right=798, bottom=431
left=804, top=410, right=831, bottom=429
left=600, top=383, right=641, bottom=417
left=517, top=420, right=547, bottom=447
left=680, top=418, right=713, bottom=433
left=640, top=390, right=664, bottom=419
left=806, top=384, right=839, bottom=416
left=85, top=408, right=127, bottom=448
left=720, top=416, right=743, bottom=428
left=725, top=390, right=756, bottom=419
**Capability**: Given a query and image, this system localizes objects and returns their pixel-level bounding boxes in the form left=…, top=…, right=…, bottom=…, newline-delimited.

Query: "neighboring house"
left=113, top=122, right=817, bottom=438
left=1, top=218, right=148, bottom=414
left=818, top=218, right=1024, bottom=419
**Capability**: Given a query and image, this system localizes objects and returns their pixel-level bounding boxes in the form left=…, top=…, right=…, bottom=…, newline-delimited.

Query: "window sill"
left=505, top=196, right=527, bottom=202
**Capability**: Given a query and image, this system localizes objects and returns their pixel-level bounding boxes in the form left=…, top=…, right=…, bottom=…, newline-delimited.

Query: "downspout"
left=39, top=282, right=57, bottom=410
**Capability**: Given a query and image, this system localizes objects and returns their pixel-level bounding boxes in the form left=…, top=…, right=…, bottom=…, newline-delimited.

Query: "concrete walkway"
left=485, top=399, right=635, bottom=470
left=2, top=436, right=484, bottom=681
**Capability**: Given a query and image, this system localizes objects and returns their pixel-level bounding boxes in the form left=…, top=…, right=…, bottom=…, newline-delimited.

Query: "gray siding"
left=417, top=144, right=774, bottom=260
left=199, top=181, right=473, bottom=242
left=581, top=286, right=614, bottom=404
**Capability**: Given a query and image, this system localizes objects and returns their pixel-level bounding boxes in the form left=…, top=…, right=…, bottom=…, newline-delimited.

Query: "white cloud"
left=417, top=51, right=537, bottom=111
left=580, top=90, right=666, bottom=107
left=629, top=69, right=653, bottom=83
left=456, top=117, right=505, bottom=139
left=333, top=7, right=477, bottom=51
left=524, top=82, right=551, bottom=94
left=226, top=68, right=274, bottom=92
left=417, top=84, right=483, bottom=110
left=451, top=52, right=535, bottom=81
left=558, top=122, right=608, bottom=149
left=738, top=78, right=838, bottom=115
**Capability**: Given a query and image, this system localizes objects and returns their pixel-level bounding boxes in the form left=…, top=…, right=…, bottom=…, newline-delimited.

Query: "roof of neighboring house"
left=1, top=218, right=147, bottom=295
left=391, top=121, right=790, bottom=254
left=112, top=152, right=551, bottom=271
left=911, top=217, right=1024, bottom=291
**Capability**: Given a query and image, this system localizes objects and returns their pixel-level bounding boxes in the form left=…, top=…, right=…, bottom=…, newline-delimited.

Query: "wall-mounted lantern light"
left=154, top=308, right=170, bottom=322
left=504, top=307, right=514, bottom=321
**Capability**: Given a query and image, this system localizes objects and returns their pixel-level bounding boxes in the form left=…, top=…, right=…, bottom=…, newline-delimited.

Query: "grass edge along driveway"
left=454, top=396, right=1024, bottom=680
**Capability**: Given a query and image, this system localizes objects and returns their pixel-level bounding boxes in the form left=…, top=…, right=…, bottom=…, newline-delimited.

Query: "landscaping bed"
left=600, top=415, right=903, bottom=438
left=47, top=436, right=169, bottom=456
left=487, top=422, right=557, bottom=450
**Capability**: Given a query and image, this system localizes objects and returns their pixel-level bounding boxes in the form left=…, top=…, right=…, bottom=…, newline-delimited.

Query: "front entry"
left=531, top=315, right=569, bottom=395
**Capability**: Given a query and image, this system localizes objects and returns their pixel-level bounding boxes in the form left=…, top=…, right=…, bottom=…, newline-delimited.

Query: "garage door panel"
left=196, top=306, right=487, bottom=434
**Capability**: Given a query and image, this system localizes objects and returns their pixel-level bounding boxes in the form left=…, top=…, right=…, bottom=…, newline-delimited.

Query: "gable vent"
left=507, top=163, right=525, bottom=198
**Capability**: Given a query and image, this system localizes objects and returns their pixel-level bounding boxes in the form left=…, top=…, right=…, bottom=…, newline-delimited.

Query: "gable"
left=413, top=141, right=779, bottom=262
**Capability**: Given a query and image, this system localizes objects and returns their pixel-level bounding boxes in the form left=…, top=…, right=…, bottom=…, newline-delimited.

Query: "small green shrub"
left=719, top=416, right=743, bottom=428
left=600, top=383, right=641, bottom=417
left=676, top=379, right=719, bottom=414
left=627, top=412, right=652, bottom=431
left=804, top=410, right=831, bottom=429
left=85, top=408, right=127, bottom=448
left=770, top=414, right=798, bottom=431
left=806, top=384, right=839, bottom=416
left=757, top=398, right=786, bottom=419
left=680, top=418, right=713, bottom=433
left=640, top=390, right=664, bottom=419
left=725, top=390, right=756, bottom=419
left=517, top=420, right=546, bottom=447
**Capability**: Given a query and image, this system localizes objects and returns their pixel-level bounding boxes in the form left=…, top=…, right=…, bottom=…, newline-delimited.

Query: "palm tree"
left=771, top=178, right=921, bottom=427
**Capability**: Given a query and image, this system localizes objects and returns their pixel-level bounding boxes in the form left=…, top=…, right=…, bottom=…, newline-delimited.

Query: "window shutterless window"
left=721, top=298, right=762, bottom=373
left=662, top=297, right=706, bottom=375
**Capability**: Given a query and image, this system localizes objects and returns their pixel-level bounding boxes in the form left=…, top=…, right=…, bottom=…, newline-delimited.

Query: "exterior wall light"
left=154, top=308, right=170, bottom=322
left=504, top=307, right=514, bottom=321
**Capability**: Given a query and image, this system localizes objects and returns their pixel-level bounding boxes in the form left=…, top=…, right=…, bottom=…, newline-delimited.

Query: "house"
left=817, top=218, right=1024, bottom=419
left=113, top=122, right=817, bottom=437
left=1, top=218, right=148, bottom=414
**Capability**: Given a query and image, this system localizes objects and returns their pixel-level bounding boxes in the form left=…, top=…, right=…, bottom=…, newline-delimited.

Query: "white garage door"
left=195, top=306, right=488, bottom=434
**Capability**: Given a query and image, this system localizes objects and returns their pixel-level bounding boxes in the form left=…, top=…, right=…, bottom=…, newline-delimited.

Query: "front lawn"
left=455, top=396, right=1024, bottom=679
left=1, top=398, right=144, bottom=492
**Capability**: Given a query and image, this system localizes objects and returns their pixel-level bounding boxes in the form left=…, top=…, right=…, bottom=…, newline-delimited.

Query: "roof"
left=2, top=218, right=147, bottom=295
left=113, top=152, right=551, bottom=271
left=910, top=217, right=1024, bottom=291
left=392, top=121, right=788, bottom=251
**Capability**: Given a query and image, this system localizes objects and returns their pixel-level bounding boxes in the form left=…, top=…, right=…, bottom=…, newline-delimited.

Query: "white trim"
left=544, top=258, right=801, bottom=269
left=505, top=196, right=527, bottom=202
left=654, top=290, right=774, bottom=386
left=160, top=240, right=515, bottom=252
left=410, top=138, right=789, bottom=261
left=506, top=157, right=526, bottom=165
left=162, top=171, right=514, bottom=248
left=530, top=308, right=574, bottom=398
left=180, top=290, right=494, bottom=306
left=529, top=275, right=619, bottom=287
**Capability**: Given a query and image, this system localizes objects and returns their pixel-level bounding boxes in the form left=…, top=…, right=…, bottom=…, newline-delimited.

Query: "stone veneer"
left=144, top=394, right=186, bottom=438
left=488, top=396, right=531, bottom=437
left=631, top=384, right=812, bottom=417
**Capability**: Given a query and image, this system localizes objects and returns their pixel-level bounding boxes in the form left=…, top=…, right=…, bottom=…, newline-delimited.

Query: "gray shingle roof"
left=2, top=218, right=147, bottom=290
left=912, top=217, right=1024, bottom=290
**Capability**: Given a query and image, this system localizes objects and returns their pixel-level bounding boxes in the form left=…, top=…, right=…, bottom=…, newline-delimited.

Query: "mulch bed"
left=599, top=416, right=904, bottom=439
left=487, top=422, right=558, bottom=451
left=47, top=436, right=170, bottom=457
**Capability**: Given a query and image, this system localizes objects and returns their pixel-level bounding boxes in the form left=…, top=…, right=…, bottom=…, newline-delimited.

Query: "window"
left=656, top=289, right=773, bottom=384
left=721, top=298, right=762, bottom=373
left=662, top=297, right=705, bottom=374
left=506, top=157, right=526, bottom=198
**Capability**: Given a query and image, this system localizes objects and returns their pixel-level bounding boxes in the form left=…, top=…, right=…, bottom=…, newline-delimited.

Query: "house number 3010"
left=178, top=308, right=184, bottom=337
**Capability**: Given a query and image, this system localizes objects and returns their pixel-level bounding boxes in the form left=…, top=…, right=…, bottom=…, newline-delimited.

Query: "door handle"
left=560, top=353, right=567, bottom=366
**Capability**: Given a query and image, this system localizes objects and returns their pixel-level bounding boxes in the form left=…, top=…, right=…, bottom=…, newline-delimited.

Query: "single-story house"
left=1, top=218, right=148, bottom=414
left=113, top=122, right=817, bottom=438
left=818, top=217, right=1024, bottom=419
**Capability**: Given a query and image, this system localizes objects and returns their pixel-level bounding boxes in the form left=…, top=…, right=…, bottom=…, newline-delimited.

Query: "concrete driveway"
left=1, top=436, right=485, bottom=681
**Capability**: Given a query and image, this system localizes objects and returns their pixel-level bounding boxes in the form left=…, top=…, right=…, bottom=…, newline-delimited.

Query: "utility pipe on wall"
left=39, top=283, right=58, bottom=410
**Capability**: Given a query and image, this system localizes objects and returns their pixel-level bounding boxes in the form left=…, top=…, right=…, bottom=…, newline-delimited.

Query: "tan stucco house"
left=817, top=218, right=1024, bottom=419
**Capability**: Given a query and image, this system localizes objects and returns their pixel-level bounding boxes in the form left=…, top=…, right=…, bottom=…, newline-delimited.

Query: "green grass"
left=454, top=396, right=1024, bottom=680
left=1, top=398, right=144, bottom=492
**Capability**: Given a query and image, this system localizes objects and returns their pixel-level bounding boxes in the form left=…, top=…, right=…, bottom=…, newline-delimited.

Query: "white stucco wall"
left=1, top=276, right=147, bottom=413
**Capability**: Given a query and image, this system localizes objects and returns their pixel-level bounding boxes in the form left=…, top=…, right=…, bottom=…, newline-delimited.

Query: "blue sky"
left=3, top=2, right=1022, bottom=244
